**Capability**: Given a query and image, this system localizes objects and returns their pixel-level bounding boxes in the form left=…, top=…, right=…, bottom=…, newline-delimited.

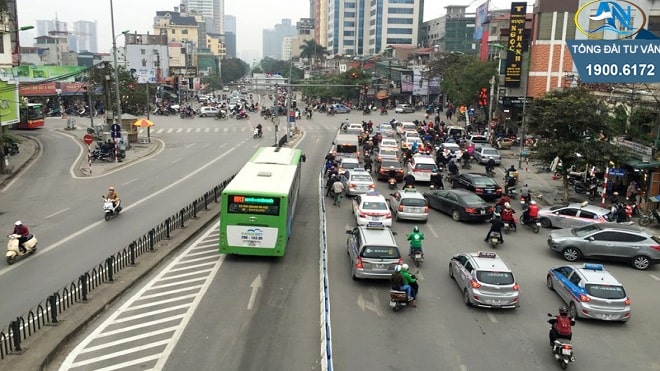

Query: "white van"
left=407, top=154, right=438, bottom=182
left=445, top=126, right=465, bottom=139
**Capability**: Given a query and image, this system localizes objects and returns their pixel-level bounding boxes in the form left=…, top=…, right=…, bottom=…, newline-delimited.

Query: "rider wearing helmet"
left=407, top=226, right=425, bottom=258
left=12, top=221, right=30, bottom=253
left=523, top=200, right=540, bottom=224
left=390, top=265, right=412, bottom=300
left=548, top=306, right=575, bottom=346
left=105, top=186, right=121, bottom=209
left=400, top=264, right=418, bottom=306
left=485, top=213, right=504, bottom=243
left=501, top=202, right=516, bottom=230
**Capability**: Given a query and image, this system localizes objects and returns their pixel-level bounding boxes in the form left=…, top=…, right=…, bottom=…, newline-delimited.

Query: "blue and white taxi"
left=546, top=263, right=631, bottom=322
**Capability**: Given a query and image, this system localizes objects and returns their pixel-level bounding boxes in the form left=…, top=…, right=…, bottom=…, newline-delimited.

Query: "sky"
left=16, top=0, right=520, bottom=59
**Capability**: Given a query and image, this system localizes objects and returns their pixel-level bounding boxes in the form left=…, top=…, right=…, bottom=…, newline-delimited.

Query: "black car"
left=423, top=189, right=494, bottom=222
left=451, top=173, right=502, bottom=200
left=376, top=159, right=405, bottom=181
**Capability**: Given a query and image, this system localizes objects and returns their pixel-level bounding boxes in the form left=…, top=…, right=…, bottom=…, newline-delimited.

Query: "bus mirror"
left=301, top=154, right=306, bottom=162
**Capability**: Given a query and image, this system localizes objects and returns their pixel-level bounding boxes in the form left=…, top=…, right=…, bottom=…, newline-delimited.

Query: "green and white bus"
left=219, top=147, right=304, bottom=256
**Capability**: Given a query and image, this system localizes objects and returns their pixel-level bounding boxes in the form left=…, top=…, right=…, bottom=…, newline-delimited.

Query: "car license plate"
left=375, top=264, right=386, bottom=269
left=486, top=189, right=493, bottom=193
left=491, top=299, right=501, bottom=305
left=480, top=210, right=485, bottom=214
left=372, top=216, right=380, bottom=221
left=601, top=313, right=612, bottom=320
left=407, top=207, right=421, bottom=213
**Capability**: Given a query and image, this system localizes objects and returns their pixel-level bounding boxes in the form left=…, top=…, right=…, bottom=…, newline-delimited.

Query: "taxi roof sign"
left=583, top=263, right=604, bottom=271
left=478, top=251, right=497, bottom=258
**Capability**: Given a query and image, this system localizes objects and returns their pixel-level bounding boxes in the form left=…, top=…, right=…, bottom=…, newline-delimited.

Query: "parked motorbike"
left=547, top=314, right=576, bottom=369
left=574, top=180, right=601, bottom=200
left=3, top=142, right=19, bottom=156
left=102, top=197, right=122, bottom=221
left=638, top=208, right=660, bottom=226
left=487, top=232, right=502, bottom=248
left=90, top=149, right=114, bottom=163
left=362, top=107, right=371, bottom=115
left=6, top=233, right=37, bottom=265
left=180, top=110, right=196, bottom=119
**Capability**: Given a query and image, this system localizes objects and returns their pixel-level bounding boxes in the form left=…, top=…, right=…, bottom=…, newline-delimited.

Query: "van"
left=445, top=126, right=465, bottom=138
left=333, top=133, right=360, bottom=160
left=407, top=154, right=438, bottom=182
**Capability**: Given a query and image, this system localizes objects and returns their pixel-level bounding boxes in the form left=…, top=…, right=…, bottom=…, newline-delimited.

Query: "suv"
left=449, top=251, right=520, bottom=308
left=346, top=226, right=402, bottom=280
left=388, top=188, right=429, bottom=222
left=547, top=222, right=660, bottom=270
left=467, top=135, right=489, bottom=146
left=546, top=263, right=631, bottom=321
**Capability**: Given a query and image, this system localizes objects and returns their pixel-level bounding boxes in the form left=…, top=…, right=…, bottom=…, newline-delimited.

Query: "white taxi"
left=352, top=192, right=393, bottom=227
left=406, top=154, right=438, bottom=182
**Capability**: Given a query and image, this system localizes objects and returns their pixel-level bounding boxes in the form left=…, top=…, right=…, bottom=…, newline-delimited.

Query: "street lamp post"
left=109, top=0, right=130, bottom=163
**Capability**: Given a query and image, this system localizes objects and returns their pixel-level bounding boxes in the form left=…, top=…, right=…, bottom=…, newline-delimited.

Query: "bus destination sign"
left=228, top=195, right=281, bottom=215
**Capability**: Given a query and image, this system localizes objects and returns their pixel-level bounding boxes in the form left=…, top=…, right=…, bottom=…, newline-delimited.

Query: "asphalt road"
left=26, top=108, right=660, bottom=371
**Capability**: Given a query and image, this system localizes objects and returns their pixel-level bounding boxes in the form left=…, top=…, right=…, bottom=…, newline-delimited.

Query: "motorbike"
left=502, top=219, right=517, bottom=233
left=488, top=231, right=502, bottom=248
left=3, top=142, right=19, bottom=156
left=388, top=177, right=397, bottom=190
left=638, top=208, right=660, bottom=226
left=506, top=186, right=518, bottom=199
left=362, top=107, right=371, bottom=115
left=574, top=180, right=600, bottom=200
left=547, top=314, right=576, bottom=369
left=520, top=213, right=541, bottom=233
left=214, top=110, right=228, bottom=120
left=461, top=157, right=472, bottom=169
left=306, top=111, right=312, bottom=119
left=180, top=110, right=195, bottom=119
left=485, top=167, right=496, bottom=177
left=380, top=108, right=388, bottom=116
left=253, top=128, right=263, bottom=139
left=90, top=149, right=114, bottom=163
left=389, top=289, right=413, bottom=312
left=102, top=197, right=122, bottom=221
left=410, top=248, right=424, bottom=267
left=6, top=234, right=37, bottom=265
left=232, top=111, right=249, bottom=120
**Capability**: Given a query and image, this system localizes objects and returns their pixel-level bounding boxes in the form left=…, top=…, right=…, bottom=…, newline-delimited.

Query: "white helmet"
left=14, top=221, right=21, bottom=226
left=504, top=202, right=511, bottom=209
left=401, top=263, right=409, bottom=271
left=530, top=200, right=537, bottom=205
left=394, top=265, right=402, bottom=272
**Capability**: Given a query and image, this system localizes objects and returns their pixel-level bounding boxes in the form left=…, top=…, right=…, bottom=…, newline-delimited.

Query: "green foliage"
left=86, top=62, right=147, bottom=116
left=299, top=40, right=329, bottom=65
left=300, top=68, right=367, bottom=99
left=426, top=53, right=495, bottom=106
left=252, top=67, right=263, bottom=74
left=201, top=74, right=223, bottom=92
left=221, top=58, right=250, bottom=83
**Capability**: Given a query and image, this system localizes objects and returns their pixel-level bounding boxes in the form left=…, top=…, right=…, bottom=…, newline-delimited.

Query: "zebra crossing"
left=58, top=225, right=223, bottom=371
left=135, top=126, right=277, bottom=135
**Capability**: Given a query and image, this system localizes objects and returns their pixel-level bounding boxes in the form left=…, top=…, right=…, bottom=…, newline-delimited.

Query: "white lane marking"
left=427, top=224, right=439, bottom=238
left=171, top=158, right=182, bottom=164
left=204, top=128, right=210, bottom=133
left=195, top=128, right=201, bottom=133
left=79, top=327, right=177, bottom=354
left=460, top=365, right=468, bottom=371
left=122, top=178, right=139, bottom=186
left=167, top=128, right=174, bottom=134
left=176, top=128, right=183, bottom=133
left=650, top=274, right=660, bottom=281
left=1, top=135, right=44, bottom=192
left=1, top=144, right=235, bottom=277
left=487, top=312, right=498, bottom=323
left=247, top=275, right=262, bottom=310
left=69, top=340, right=171, bottom=368
left=45, top=208, right=70, bottom=219
left=184, top=142, right=195, bottom=149
left=186, top=128, right=192, bottom=133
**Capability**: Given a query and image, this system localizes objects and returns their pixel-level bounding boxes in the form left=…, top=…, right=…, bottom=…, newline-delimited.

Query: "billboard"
left=412, top=66, right=428, bottom=96
left=504, top=2, right=527, bottom=88
left=401, top=72, right=413, bottom=93
left=474, top=2, right=489, bottom=41
left=0, top=79, right=20, bottom=126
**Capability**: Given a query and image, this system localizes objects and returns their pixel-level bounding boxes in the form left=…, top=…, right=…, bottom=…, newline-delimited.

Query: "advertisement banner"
left=59, top=82, right=86, bottom=95
left=19, top=82, right=58, bottom=96
left=412, top=66, right=428, bottom=96
left=474, top=2, right=489, bottom=41
left=401, top=72, right=413, bottom=93
left=504, top=2, right=527, bottom=88
left=0, top=79, right=20, bottom=126
left=429, top=78, right=440, bottom=95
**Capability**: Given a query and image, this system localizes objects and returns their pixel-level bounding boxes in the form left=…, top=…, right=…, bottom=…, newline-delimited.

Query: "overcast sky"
left=16, top=0, right=520, bottom=59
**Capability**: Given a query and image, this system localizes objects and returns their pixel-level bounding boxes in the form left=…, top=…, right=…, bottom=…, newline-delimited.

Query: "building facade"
left=262, top=19, right=297, bottom=60
left=327, top=0, right=423, bottom=56
left=123, top=33, right=169, bottom=83
left=181, top=0, right=224, bottom=33
left=71, top=20, right=98, bottom=53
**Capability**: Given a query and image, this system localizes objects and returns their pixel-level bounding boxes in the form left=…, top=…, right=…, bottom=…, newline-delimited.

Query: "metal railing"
left=0, top=176, right=234, bottom=359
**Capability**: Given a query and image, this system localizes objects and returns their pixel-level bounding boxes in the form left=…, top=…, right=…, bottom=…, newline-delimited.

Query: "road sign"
left=83, top=134, right=94, bottom=145
left=609, top=168, right=625, bottom=176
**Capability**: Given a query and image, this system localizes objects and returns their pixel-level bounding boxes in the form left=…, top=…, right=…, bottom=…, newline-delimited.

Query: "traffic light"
left=351, top=72, right=358, bottom=79
left=478, top=87, right=488, bottom=107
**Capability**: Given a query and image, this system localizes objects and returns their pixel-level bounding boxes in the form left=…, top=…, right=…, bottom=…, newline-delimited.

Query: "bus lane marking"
left=650, top=274, right=660, bottom=281
left=247, top=274, right=262, bottom=310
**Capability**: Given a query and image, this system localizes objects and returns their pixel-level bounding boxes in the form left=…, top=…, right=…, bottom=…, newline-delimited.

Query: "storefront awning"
left=624, top=159, right=660, bottom=169
left=19, top=82, right=57, bottom=96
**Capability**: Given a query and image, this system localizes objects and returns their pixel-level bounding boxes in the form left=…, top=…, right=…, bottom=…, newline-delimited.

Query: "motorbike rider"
left=326, top=174, right=337, bottom=197
left=403, top=173, right=416, bottom=189
left=407, top=226, right=425, bottom=258
left=387, top=166, right=398, bottom=183
left=485, top=158, right=496, bottom=175
left=105, top=186, right=121, bottom=209
left=363, top=155, right=373, bottom=173
left=448, top=159, right=459, bottom=179
left=256, top=123, right=263, bottom=137
left=391, top=265, right=413, bottom=300
left=400, top=264, right=417, bottom=307
left=485, top=214, right=504, bottom=243
left=501, top=202, right=517, bottom=230
left=430, top=172, right=444, bottom=190
left=12, top=221, right=30, bottom=253
left=548, top=305, right=575, bottom=346
left=520, top=183, right=531, bottom=202
left=461, top=149, right=471, bottom=167
left=522, top=200, right=540, bottom=224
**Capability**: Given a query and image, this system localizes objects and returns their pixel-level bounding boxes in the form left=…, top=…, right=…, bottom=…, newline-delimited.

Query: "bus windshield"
left=28, top=105, right=44, bottom=120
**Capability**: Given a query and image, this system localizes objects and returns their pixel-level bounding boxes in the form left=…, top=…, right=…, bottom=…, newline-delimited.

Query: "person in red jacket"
left=523, top=200, right=540, bottom=224
left=501, top=202, right=516, bottom=230
left=12, top=221, right=30, bottom=253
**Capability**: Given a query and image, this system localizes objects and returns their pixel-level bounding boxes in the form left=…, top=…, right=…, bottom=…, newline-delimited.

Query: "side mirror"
left=392, top=231, right=398, bottom=236
left=301, top=154, right=306, bottom=163
left=588, top=237, right=595, bottom=241
left=547, top=313, right=553, bottom=317
left=345, top=230, right=353, bottom=235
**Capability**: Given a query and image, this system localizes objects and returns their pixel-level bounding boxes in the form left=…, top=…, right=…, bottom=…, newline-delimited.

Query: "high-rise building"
left=313, top=0, right=328, bottom=47
left=35, top=19, right=67, bottom=38
left=181, top=0, right=224, bottom=33
left=327, top=0, right=423, bottom=56
left=224, top=14, right=236, bottom=33
left=262, top=19, right=297, bottom=60
left=224, top=32, right=236, bottom=58
left=71, top=20, right=98, bottom=53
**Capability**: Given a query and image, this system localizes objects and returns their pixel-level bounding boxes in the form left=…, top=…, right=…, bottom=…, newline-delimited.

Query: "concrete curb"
left=0, top=205, right=220, bottom=371
left=0, top=134, right=41, bottom=189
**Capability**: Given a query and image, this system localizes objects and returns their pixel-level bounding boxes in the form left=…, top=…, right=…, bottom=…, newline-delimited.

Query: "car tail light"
left=349, top=183, right=356, bottom=188
left=355, top=257, right=363, bottom=269
left=513, top=282, right=519, bottom=291
left=386, top=212, right=392, bottom=219
left=369, top=184, right=375, bottom=189
left=650, top=245, right=660, bottom=252
left=470, top=279, right=481, bottom=288
left=625, top=298, right=631, bottom=305
left=488, top=206, right=494, bottom=212
left=398, top=205, right=404, bottom=212
left=358, top=211, right=366, bottom=218
left=397, top=257, right=403, bottom=265
left=474, top=188, right=484, bottom=194
left=578, top=293, right=591, bottom=302
left=465, top=207, right=476, bottom=214
left=424, top=206, right=428, bottom=212
left=496, top=187, right=502, bottom=193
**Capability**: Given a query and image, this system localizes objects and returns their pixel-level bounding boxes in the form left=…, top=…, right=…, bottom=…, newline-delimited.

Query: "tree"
left=220, top=58, right=249, bottom=83
left=299, top=40, right=329, bottom=69
left=526, top=87, right=620, bottom=200
left=426, top=53, right=496, bottom=109
left=87, top=62, right=147, bottom=117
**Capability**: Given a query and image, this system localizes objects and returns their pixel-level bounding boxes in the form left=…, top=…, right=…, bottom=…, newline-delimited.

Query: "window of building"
left=387, top=28, right=413, bottom=34
left=650, top=16, right=660, bottom=37
left=171, top=29, right=176, bottom=34
left=388, top=7, right=414, bottom=15
left=345, top=21, right=355, bottom=27
left=388, top=18, right=413, bottom=24
left=370, top=19, right=376, bottom=26
left=345, top=11, right=356, bottom=18
left=182, top=29, right=188, bottom=35
left=370, top=29, right=375, bottom=35
left=345, top=2, right=356, bottom=8
left=389, top=0, right=414, bottom=3
left=344, top=30, right=355, bottom=36
left=344, top=39, right=355, bottom=46
left=386, top=38, right=412, bottom=44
